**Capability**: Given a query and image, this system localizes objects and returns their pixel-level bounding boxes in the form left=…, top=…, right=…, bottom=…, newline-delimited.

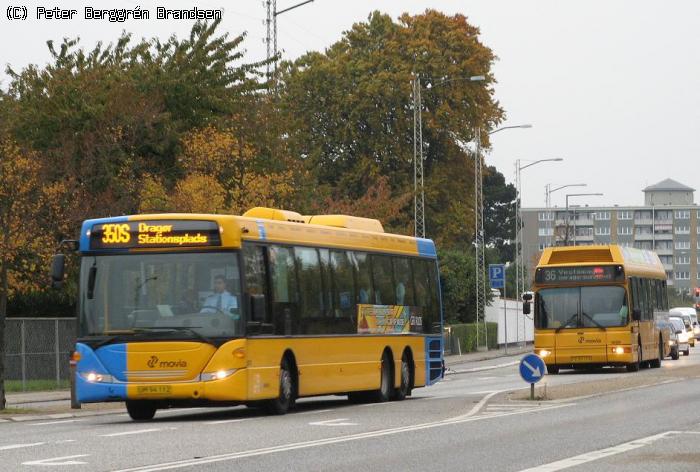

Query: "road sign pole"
left=503, top=284, right=508, bottom=355
left=530, top=383, right=534, bottom=401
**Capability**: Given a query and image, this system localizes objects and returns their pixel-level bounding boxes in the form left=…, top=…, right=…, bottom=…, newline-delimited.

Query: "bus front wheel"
left=126, top=400, right=157, bottom=421
left=626, top=344, right=642, bottom=372
left=547, top=365, right=559, bottom=375
left=649, top=337, right=662, bottom=368
left=266, top=358, right=296, bottom=415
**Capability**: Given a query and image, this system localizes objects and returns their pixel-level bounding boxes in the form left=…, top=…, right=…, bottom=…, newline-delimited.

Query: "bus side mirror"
left=676, top=330, right=683, bottom=335
left=523, top=302, right=531, bottom=315
left=50, top=254, right=66, bottom=289
left=632, top=308, right=641, bottom=321
left=522, top=293, right=533, bottom=302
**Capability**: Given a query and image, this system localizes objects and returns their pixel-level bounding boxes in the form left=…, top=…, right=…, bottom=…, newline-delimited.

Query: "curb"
left=446, top=360, right=520, bottom=375
left=0, top=407, right=125, bottom=423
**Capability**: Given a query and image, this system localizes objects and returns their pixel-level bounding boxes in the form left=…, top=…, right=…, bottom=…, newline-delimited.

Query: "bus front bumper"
left=76, top=368, right=249, bottom=403
left=536, top=346, right=634, bottom=367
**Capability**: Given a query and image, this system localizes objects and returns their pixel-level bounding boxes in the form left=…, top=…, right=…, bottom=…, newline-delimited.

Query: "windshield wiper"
left=555, top=313, right=579, bottom=332
left=581, top=312, right=606, bottom=331
left=132, top=327, right=214, bottom=345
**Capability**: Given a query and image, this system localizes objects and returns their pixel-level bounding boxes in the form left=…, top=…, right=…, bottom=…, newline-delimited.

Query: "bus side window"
left=426, top=261, right=440, bottom=333
left=393, top=257, right=415, bottom=307
left=630, top=277, right=640, bottom=317
left=371, top=254, right=395, bottom=306
left=662, top=280, right=668, bottom=310
left=269, top=245, right=299, bottom=335
left=643, top=278, right=654, bottom=320
left=330, top=250, right=356, bottom=333
left=319, top=248, right=333, bottom=318
left=242, top=244, right=270, bottom=331
left=353, top=252, right=373, bottom=305
left=295, top=246, right=324, bottom=332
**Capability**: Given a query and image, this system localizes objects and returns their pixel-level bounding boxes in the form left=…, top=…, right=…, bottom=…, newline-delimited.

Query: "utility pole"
left=474, top=127, right=487, bottom=350
left=264, top=0, right=315, bottom=86
left=412, top=76, right=425, bottom=239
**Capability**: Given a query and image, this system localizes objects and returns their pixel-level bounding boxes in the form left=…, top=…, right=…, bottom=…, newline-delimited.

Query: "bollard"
left=69, top=351, right=81, bottom=409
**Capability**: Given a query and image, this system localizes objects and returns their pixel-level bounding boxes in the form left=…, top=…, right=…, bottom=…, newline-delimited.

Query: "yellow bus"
left=526, top=245, right=668, bottom=374
left=52, top=208, right=443, bottom=420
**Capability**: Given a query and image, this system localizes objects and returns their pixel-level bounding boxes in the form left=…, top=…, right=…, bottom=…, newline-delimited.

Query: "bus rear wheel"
left=126, top=400, right=157, bottom=421
left=626, top=344, right=642, bottom=372
left=547, top=365, right=560, bottom=375
left=373, top=351, right=393, bottom=403
left=391, top=353, right=412, bottom=401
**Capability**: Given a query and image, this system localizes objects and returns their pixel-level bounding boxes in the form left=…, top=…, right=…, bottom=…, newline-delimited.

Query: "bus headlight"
left=538, top=350, right=551, bottom=358
left=80, top=371, right=115, bottom=383
left=199, top=369, right=237, bottom=381
left=669, top=340, right=675, bottom=346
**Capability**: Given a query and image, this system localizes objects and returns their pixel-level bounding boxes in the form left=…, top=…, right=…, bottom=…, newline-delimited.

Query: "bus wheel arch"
left=375, top=348, right=394, bottom=402
left=649, top=335, right=662, bottom=368
left=266, top=350, right=298, bottom=415
left=392, top=347, right=414, bottom=401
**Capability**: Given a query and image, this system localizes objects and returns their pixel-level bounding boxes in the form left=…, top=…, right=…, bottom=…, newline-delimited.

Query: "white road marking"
left=309, top=418, right=358, bottom=426
left=28, top=419, right=82, bottom=426
left=294, top=409, right=333, bottom=415
left=0, top=442, right=45, bottom=451
left=101, top=428, right=162, bottom=437
left=23, top=454, right=90, bottom=466
left=204, top=418, right=251, bottom=425
left=114, top=391, right=572, bottom=472
left=517, top=431, right=675, bottom=471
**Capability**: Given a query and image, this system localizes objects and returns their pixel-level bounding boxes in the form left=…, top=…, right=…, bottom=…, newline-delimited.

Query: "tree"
left=0, top=134, right=51, bottom=408
left=280, top=10, right=504, bottom=244
left=483, top=165, right=517, bottom=261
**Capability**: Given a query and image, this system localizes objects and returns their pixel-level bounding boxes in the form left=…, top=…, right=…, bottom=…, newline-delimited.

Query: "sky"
left=2, top=1, right=700, bottom=209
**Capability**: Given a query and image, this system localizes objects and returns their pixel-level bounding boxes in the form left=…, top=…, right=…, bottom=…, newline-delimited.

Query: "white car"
left=669, top=317, right=691, bottom=356
left=669, top=307, right=699, bottom=345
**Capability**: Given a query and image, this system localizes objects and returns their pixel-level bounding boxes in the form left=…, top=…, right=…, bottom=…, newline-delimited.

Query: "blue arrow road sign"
left=519, top=353, right=547, bottom=384
left=488, top=264, right=505, bottom=289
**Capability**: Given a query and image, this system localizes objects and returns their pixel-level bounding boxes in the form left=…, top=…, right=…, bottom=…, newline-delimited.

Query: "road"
left=2, top=350, right=700, bottom=471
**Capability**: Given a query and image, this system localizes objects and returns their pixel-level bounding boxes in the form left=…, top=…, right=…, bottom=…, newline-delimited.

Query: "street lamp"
left=545, top=183, right=587, bottom=246
left=413, top=74, right=486, bottom=238
left=490, top=124, right=533, bottom=135
left=514, top=158, right=563, bottom=300
left=565, top=193, right=604, bottom=245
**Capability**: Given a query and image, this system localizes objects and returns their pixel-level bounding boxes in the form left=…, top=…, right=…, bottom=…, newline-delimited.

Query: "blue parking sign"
left=488, top=264, right=505, bottom=289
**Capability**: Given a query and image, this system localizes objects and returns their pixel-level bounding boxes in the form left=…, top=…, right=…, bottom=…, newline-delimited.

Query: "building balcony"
left=634, top=233, right=654, bottom=241
left=655, top=248, right=673, bottom=256
left=573, top=233, right=595, bottom=242
left=654, top=223, right=673, bottom=231
left=573, top=218, right=594, bottom=227
left=662, top=263, right=673, bottom=271
left=654, top=233, right=673, bottom=240
left=635, top=218, right=654, bottom=225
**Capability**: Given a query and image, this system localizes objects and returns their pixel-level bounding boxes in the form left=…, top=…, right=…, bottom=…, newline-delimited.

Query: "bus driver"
left=201, top=275, right=238, bottom=315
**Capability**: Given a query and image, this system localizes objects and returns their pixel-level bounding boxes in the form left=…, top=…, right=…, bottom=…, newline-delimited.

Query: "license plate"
left=571, top=356, right=592, bottom=361
left=136, top=385, right=172, bottom=395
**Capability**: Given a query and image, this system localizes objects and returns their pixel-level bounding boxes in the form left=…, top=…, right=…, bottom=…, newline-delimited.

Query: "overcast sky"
left=2, top=1, right=699, bottom=209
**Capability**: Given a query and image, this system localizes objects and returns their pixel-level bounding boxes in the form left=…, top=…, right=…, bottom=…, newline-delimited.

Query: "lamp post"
left=412, top=74, right=486, bottom=239
left=472, top=123, right=531, bottom=350
left=514, top=158, right=563, bottom=310
left=545, top=183, right=587, bottom=246
left=565, top=193, right=604, bottom=245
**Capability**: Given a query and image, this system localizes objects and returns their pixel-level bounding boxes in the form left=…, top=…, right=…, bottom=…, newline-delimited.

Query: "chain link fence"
left=4, top=318, right=76, bottom=391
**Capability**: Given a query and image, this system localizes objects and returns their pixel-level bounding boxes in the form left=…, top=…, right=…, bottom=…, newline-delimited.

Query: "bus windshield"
left=536, top=285, right=628, bottom=329
left=79, top=252, right=243, bottom=340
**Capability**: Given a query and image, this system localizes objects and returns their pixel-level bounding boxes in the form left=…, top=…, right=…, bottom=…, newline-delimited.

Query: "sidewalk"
left=6, top=389, right=70, bottom=406
left=445, top=344, right=532, bottom=371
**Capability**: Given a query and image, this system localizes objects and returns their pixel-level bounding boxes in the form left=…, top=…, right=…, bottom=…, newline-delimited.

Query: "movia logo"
left=146, top=356, right=187, bottom=368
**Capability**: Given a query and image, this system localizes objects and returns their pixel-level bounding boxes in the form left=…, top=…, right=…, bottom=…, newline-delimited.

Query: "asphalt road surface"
left=2, top=349, right=700, bottom=471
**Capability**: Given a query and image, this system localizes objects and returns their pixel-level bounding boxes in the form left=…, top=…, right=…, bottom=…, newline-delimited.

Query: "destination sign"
left=535, top=265, right=624, bottom=284
left=89, top=220, right=221, bottom=249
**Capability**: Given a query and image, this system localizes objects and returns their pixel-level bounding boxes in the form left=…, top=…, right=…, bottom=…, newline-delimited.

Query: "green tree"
left=280, top=10, right=504, bottom=244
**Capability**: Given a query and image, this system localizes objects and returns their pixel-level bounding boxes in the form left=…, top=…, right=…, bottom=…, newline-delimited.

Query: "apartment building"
left=521, top=178, right=698, bottom=293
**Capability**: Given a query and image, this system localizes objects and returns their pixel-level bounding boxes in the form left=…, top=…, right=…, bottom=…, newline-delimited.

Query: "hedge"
left=446, top=322, right=498, bottom=353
